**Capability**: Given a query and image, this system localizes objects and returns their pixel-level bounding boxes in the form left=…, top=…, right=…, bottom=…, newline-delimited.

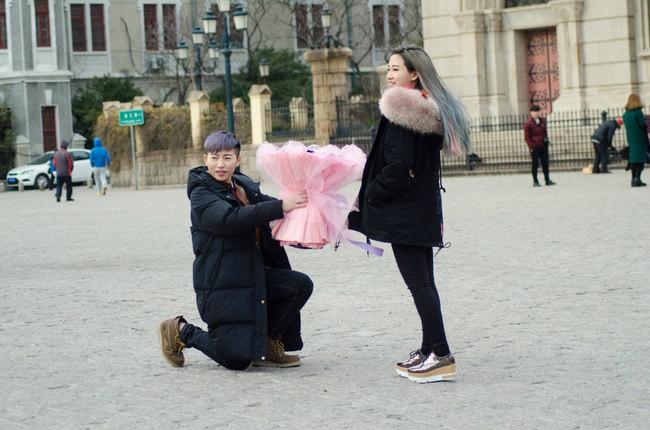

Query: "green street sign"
left=119, top=109, right=145, bottom=126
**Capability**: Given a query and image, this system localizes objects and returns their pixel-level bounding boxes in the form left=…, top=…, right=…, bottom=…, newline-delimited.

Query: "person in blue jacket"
left=89, top=137, right=111, bottom=195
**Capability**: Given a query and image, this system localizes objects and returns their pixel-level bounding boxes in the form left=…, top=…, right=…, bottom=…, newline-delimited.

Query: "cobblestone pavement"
left=1, top=170, right=649, bottom=429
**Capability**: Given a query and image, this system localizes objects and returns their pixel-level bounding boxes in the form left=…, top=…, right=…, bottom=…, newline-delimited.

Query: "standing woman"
left=622, top=94, right=648, bottom=187
left=348, top=46, right=471, bottom=383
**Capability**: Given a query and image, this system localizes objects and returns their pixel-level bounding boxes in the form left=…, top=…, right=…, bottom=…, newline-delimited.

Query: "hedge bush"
left=140, top=106, right=191, bottom=151
left=94, top=106, right=193, bottom=173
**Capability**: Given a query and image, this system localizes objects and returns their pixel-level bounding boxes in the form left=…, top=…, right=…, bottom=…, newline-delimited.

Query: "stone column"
left=289, top=97, right=308, bottom=130
left=304, top=47, right=353, bottom=145
left=376, top=65, right=388, bottom=94
left=248, top=84, right=272, bottom=146
left=551, top=0, right=585, bottom=110
left=453, top=11, right=488, bottom=118
left=71, top=133, right=86, bottom=149
left=483, top=10, right=509, bottom=116
left=187, top=90, right=210, bottom=150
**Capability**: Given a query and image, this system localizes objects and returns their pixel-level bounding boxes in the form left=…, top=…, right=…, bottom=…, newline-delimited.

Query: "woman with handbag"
left=622, top=93, right=648, bottom=187
left=348, top=46, right=471, bottom=383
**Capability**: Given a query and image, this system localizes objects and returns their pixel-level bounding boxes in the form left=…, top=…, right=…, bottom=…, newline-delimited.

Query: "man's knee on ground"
left=220, top=360, right=251, bottom=371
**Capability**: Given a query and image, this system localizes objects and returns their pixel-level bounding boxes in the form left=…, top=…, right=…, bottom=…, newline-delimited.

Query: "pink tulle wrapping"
left=256, top=140, right=366, bottom=249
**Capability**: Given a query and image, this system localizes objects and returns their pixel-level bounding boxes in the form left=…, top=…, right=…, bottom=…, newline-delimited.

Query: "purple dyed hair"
left=204, top=131, right=241, bottom=155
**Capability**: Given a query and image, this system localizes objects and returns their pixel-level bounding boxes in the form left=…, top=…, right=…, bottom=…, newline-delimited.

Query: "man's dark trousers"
left=55, top=176, right=73, bottom=200
left=179, top=268, right=313, bottom=370
left=592, top=141, right=609, bottom=172
left=531, top=147, right=550, bottom=183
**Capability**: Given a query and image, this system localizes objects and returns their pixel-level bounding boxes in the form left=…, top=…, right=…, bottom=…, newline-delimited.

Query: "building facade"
left=423, top=0, right=650, bottom=117
left=1, top=0, right=74, bottom=164
left=1, top=0, right=420, bottom=164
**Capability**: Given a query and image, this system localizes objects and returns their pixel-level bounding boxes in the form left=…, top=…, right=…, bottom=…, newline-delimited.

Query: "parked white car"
left=4, top=149, right=94, bottom=190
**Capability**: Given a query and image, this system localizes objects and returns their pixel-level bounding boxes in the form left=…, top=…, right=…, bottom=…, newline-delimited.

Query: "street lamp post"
left=321, top=7, right=338, bottom=48
left=258, top=58, right=269, bottom=84
left=215, top=0, right=248, bottom=133
left=191, top=27, right=204, bottom=91
left=175, top=4, right=247, bottom=133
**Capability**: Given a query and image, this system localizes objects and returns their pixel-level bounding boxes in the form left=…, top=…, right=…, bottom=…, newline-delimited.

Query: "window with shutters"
left=0, top=0, right=7, bottom=50
left=387, top=5, right=400, bottom=47
left=293, top=1, right=326, bottom=49
left=211, top=5, right=244, bottom=48
left=35, top=0, right=51, bottom=47
left=372, top=5, right=384, bottom=48
left=311, top=4, right=323, bottom=47
left=90, top=4, right=105, bottom=51
left=144, top=4, right=158, bottom=50
left=162, top=4, right=176, bottom=49
left=371, top=3, right=401, bottom=49
left=295, top=3, right=309, bottom=48
left=71, top=4, right=87, bottom=51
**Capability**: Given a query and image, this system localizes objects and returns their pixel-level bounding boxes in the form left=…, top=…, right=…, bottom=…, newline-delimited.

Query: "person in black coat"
left=159, top=131, right=312, bottom=370
left=590, top=116, right=622, bottom=173
left=349, top=46, right=471, bottom=384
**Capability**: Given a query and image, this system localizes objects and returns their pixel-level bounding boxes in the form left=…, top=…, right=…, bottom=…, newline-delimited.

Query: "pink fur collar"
left=379, top=86, right=443, bottom=135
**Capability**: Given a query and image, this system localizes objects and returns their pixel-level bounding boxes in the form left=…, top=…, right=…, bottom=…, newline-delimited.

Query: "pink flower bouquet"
left=256, top=140, right=366, bottom=249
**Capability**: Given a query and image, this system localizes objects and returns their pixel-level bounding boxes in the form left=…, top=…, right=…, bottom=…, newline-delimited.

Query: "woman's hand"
left=282, top=191, right=309, bottom=212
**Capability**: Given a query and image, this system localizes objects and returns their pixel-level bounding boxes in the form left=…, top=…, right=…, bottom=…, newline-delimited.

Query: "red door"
left=41, top=106, right=57, bottom=152
left=525, top=28, right=559, bottom=115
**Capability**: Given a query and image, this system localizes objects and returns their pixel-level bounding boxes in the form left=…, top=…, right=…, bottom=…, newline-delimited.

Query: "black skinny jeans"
left=55, top=176, right=73, bottom=200
left=179, top=268, right=313, bottom=369
left=530, top=147, right=550, bottom=183
left=392, top=244, right=450, bottom=357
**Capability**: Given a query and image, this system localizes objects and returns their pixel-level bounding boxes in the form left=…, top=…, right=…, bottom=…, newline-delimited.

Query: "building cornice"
left=0, top=71, right=74, bottom=84
left=551, top=0, right=584, bottom=22
left=453, top=11, right=486, bottom=33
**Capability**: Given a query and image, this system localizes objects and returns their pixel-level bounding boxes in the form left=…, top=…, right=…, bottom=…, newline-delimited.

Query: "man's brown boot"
left=252, top=337, right=301, bottom=368
left=159, top=316, right=186, bottom=367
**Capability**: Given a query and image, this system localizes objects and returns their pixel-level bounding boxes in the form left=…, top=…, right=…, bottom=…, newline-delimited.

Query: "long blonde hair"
left=390, top=46, right=471, bottom=155
left=625, top=93, right=643, bottom=110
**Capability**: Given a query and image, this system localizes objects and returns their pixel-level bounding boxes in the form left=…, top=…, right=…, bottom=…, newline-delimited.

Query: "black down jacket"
left=349, top=86, right=445, bottom=247
left=187, top=167, right=303, bottom=365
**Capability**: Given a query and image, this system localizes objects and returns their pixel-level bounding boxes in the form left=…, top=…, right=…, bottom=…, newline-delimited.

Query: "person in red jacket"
left=523, top=105, right=556, bottom=187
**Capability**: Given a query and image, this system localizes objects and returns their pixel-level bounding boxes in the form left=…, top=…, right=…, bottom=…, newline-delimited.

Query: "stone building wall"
left=422, top=0, right=650, bottom=117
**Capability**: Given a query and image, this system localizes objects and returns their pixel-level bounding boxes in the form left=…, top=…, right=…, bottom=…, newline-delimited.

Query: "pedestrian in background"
left=524, top=105, right=556, bottom=187
left=52, top=141, right=74, bottom=202
left=47, top=157, right=55, bottom=190
left=90, top=137, right=111, bottom=196
left=622, top=93, right=648, bottom=187
left=590, top=116, right=622, bottom=174
left=348, top=46, right=470, bottom=384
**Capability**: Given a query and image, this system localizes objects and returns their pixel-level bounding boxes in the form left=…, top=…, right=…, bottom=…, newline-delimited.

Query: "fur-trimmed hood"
left=379, top=86, right=443, bottom=136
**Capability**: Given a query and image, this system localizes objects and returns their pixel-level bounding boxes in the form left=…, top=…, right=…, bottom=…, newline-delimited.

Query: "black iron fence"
left=266, top=100, right=315, bottom=144
left=334, top=97, right=629, bottom=173
left=332, top=96, right=380, bottom=154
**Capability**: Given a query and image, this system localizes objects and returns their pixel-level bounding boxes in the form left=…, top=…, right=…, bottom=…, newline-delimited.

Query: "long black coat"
left=187, top=167, right=303, bottom=365
left=349, top=86, right=445, bottom=247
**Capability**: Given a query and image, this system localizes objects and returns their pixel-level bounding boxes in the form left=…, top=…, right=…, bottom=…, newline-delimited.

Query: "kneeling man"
left=160, top=131, right=312, bottom=370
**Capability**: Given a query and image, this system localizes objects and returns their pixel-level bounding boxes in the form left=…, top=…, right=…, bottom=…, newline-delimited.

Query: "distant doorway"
left=525, top=28, right=559, bottom=115
left=41, top=106, right=57, bottom=152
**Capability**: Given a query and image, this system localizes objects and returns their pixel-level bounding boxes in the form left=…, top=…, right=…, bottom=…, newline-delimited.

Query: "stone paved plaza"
left=1, top=170, right=649, bottom=429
